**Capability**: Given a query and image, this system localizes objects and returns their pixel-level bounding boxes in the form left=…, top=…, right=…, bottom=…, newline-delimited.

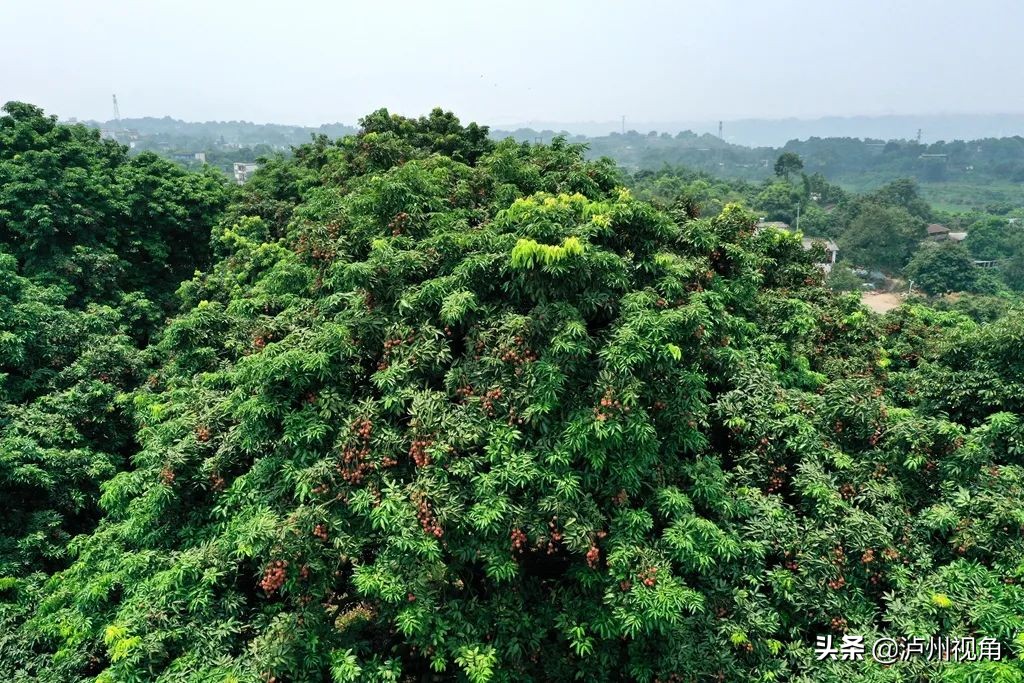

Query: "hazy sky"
left=2, top=0, right=1022, bottom=126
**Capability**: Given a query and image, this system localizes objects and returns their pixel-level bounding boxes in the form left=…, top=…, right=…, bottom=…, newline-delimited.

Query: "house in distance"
left=233, top=162, right=260, bottom=184
left=756, top=220, right=839, bottom=272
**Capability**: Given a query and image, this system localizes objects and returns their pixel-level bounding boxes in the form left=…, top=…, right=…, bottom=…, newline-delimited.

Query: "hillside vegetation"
left=3, top=104, right=1024, bottom=682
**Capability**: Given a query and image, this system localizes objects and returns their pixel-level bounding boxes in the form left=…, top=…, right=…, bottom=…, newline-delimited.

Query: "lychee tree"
left=0, top=103, right=228, bottom=675
left=10, top=111, right=1024, bottom=682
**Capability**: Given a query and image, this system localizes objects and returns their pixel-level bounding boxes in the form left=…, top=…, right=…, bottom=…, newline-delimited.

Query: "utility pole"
left=795, top=203, right=801, bottom=231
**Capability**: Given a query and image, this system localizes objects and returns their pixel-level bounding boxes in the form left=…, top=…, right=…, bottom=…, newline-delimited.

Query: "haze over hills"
left=78, top=112, right=1024, bottom=150
left=67, top=109, right=1024, bottom=214
left=494, top=113, right=1024, bottom=147
left=72, top=115, right=357, bottom=147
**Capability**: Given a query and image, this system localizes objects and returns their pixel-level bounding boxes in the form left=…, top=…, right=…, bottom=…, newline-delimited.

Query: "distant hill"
left=73, top=116, right=357, bottom=147
left=67, top=113, right=1024, bottom=213
left=494, top=113, right=1024, bottom=147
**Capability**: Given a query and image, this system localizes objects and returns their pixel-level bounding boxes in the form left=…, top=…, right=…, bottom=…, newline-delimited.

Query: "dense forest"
left=626, top=163, right=1024, bottom=300
left=5, top=102, right=1024, bottom=682
left=84, top=117, right=1024, bottom=213
left=84, top=117, right=357, bottom=176
left=506, top=130, right=1024, bottom=215
left=498, top=128, right=1024, bottom=186
left=87, top=116, right=357, bottom=151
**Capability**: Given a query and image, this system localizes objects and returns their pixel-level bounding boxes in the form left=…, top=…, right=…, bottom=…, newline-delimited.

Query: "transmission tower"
left=916, top=128, right=922, bottom=144
left=112, top=94, right=121, bottom=124
left=718, top=120, right=723, bottom=139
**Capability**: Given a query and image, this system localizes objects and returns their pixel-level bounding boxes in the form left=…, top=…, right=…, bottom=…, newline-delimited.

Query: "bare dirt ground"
left=861, top=291, right=903, bottom=314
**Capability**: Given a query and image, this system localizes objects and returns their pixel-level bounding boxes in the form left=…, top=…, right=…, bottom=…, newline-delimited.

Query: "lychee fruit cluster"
left=413, top=492, right=443, bottom=538
left=260, top=560, right=288, bottom=593
left=766, top=463, right=788, bottom=494
left=639, top=566, right=658, bottom=587
left=510, top=527, right=527, bottom=552
left=783, top=551, right=799, bottom=571
left=499, top=335, right=537, bottom=365
left=409, top=436, right=433, bottom=468
left=313, top=523, right=329, bottom=541
left=338, top=418, right=373, bottom=484
left=545, top=517, right=563, bottom=555
left=594, top=389, right=629, bottom=422
left=388, top=211, right=410, bottom=236
left=506, top=407, right=526, bottom=427
left=481, top=387, right=503, bottom=416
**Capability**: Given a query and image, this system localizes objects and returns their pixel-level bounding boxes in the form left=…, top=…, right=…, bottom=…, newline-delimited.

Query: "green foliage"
left=6, top=104, right=1024, bottom=683
left=965, top=217, right=1016, bottom=261
left=839, top=203, right=924, bottom=272
left=774, top=152, right=804, bottom=180
left=905, top=243, right=983, bottom=295
left=0, top=102, right=227, bottom=675
left=755, top=181, right=805, bottom=224
left=0, top=102, right=230, bottom=310
left=828, top=264, right=864, bottom=292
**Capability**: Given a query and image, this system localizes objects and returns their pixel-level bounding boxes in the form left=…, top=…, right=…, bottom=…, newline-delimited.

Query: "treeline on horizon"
left=59, top=103, right=1024, bottom=294
left=6, top=102, right=1024, bottom=682
left=496, top=128, right=1024, bottom=188
left=81, top=114, right=1024, bottom=201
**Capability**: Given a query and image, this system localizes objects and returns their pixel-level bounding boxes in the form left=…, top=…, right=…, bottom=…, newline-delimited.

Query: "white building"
left=756, top=221, right=838, bottom=272
left=233, top=162, right=260, bottom=184
left=801, top=237, right=839, bottom=273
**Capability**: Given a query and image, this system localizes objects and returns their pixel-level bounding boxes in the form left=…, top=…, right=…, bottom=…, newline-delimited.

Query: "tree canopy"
left=4, top=105, right=1024, bottom=683
left=904, top=242, right=983, bottom=295
left=773, top=152, right=804, bottom=180
left=0, top=102, right=229, bottom=674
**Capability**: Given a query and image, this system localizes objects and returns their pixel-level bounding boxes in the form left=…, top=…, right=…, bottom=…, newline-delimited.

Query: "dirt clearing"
left=861, top=291, right=903, bottom=314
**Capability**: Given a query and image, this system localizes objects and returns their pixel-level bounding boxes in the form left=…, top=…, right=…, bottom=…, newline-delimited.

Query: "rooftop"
left=802, top=237, right=839, bottom=252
